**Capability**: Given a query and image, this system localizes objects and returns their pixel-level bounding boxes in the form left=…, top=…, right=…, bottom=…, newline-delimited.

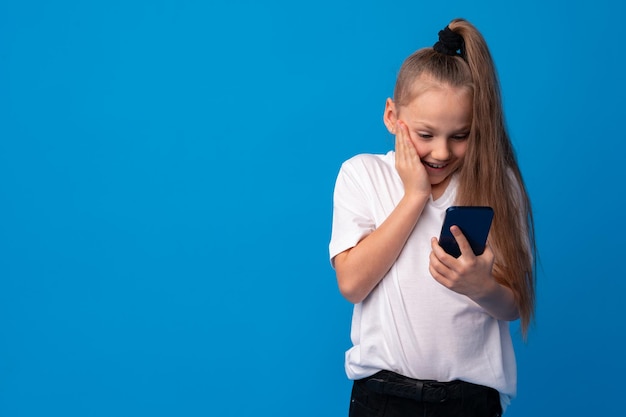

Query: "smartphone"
left=438, top=206, right=494, bottom=258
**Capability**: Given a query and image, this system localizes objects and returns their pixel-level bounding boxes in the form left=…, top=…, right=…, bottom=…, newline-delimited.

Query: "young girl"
left=329, top=18, right=535, bottom=417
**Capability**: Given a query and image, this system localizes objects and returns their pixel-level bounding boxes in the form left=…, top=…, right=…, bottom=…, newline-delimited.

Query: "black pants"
left=349, top=371, right=502, bottom=417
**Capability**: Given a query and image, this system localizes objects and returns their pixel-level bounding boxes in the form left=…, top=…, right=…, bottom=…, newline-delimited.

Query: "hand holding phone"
left=438, top=206, right=494, bottom=258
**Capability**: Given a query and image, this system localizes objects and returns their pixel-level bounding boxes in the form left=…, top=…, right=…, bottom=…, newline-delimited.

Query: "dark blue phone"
left=438, top=206, right=494, bottom=258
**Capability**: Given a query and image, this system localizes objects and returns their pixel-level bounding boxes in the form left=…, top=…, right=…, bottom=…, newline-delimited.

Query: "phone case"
left=438, top=206, right=494, bottom=258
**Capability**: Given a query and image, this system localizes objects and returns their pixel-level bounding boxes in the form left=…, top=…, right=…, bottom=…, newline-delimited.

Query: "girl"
left=329, top=18, right=535, bottom=417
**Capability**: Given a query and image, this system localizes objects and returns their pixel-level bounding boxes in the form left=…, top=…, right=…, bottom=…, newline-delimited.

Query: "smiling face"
left=384, top=81, right=473, bottom=199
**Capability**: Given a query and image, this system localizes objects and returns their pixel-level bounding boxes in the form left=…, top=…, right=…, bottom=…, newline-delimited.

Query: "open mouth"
left=423, top=161, right=448, bottom=169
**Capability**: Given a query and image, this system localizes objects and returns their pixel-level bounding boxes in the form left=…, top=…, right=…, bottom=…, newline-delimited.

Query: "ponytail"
left=447, top=19, right=536, bottom=338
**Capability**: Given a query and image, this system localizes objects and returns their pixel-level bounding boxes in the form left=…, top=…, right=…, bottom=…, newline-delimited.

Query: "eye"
left=418, top=133, right=433, bottom=139
left=451, top=133, right=469, bottom=141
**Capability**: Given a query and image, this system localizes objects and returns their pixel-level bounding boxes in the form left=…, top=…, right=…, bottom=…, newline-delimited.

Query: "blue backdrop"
left=1, top=1, right=623, bottom=416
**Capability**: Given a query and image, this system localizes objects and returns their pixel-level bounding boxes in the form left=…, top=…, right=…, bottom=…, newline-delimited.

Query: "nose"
left=430, top=138, right=452, bottom=161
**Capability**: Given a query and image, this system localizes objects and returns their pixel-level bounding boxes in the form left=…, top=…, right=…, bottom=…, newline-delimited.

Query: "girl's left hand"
left=429, top=225, right=497, bottom=301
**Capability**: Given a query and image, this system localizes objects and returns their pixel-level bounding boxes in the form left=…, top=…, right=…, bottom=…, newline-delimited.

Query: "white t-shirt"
left=329, top=151, right=515, bottom=409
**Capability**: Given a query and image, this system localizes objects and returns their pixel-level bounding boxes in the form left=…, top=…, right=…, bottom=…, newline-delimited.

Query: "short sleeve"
left=328, top=159, right=376, bottom=267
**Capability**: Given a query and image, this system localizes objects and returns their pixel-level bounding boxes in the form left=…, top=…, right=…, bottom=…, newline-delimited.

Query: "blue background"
left=1, top=0, right=623, bottom=416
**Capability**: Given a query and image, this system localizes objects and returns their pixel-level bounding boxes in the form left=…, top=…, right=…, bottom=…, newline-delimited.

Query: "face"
left=384, top=83, right=472, bottom=197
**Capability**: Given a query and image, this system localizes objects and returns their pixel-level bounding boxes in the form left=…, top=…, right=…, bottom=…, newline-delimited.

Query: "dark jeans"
left=349, top=371, right=502, bottom=417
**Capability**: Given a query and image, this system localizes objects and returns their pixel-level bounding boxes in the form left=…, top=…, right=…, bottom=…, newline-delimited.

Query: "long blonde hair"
left=393, top=18, right=536, bottom=337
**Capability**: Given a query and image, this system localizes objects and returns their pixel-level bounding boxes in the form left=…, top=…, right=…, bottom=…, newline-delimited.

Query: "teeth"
left=425, top=162, right=445, bottom=169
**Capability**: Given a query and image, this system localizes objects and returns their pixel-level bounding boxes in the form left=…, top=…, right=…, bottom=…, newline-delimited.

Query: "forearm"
left=335, top=193, right=429, bottom=304
left=472, top=279, right=520, bottom=321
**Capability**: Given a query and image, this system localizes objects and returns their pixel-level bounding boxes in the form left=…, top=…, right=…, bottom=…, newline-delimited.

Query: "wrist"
left=402, top=190, right=430, bottom=205
left=473, top=279, right=519, bottom=321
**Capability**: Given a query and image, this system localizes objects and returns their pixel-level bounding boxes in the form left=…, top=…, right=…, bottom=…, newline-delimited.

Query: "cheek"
left=408, top=135, right=428, bottom=159
left=453, top=142, right=469, bottom=159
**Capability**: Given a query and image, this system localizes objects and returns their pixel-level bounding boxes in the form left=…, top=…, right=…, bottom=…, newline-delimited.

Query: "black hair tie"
left=433, top=26, right=464, bottom=57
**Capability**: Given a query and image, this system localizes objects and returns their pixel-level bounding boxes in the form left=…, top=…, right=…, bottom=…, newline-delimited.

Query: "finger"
left=429, top=263, right=447, bottom=285
left=431, top=236, right=454, bottom=262
left=481, top=239, right=496, bottom=264
left=428, top=253, right=453, bottom=288
left=397, top=121, right=416, bottom=155
left=394, top=122, right=404, bottom=151
left=428, top=251, right=446, bottom=278
left=450, top=225, right=475, bottom=258
left=430, top=237, right=454, bottom=271
left=395, top=122, right=407, bottom=155
left=395, top=121, right=413, bottom=169
left=483, top=239, right=494, bottom=257
left=430, top=236, right=444, bottom=258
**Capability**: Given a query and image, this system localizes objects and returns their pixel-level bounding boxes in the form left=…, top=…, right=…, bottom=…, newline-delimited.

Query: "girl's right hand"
left=334, top=120, right=432, bottom=304
left=395, top=120, right=431, bottom=199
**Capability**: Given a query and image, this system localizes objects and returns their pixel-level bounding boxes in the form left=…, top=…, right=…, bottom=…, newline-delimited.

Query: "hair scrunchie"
left=433, top=26, right=464, bottom=57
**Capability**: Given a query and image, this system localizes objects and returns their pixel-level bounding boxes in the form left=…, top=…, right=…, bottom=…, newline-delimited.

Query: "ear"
left=383, top=98, right=398, bottom=134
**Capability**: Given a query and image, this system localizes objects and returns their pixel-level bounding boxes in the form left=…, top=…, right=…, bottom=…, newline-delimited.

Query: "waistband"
left=361, top=370, right=499, bottom=403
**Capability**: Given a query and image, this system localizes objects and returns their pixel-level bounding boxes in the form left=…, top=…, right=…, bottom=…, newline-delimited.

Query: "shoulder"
left=339, top=151, right=395, bottom=175
left=334, top=151, right=398, bottom=197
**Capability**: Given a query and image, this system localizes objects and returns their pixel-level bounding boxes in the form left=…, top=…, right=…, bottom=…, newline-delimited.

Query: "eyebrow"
left=413, top=123, right=471, bottom=133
